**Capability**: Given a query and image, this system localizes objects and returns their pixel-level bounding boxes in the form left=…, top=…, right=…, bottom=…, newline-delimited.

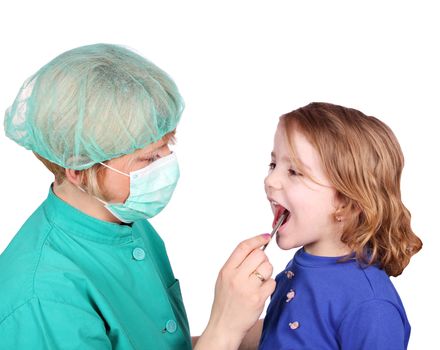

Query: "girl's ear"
left=65, top=168, right=84, bottom=186
left=334, top=192, right=361, bottom=222
left=335, top=196, right=363, bottom=223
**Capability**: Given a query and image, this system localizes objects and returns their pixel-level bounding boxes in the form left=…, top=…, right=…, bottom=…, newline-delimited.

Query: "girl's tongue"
left=272, top=205, right=289, bottom=228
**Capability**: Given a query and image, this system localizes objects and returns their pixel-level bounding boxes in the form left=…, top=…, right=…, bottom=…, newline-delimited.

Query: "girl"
left=259, top=102, right=422, bottom=349
left=0, top=43, right=275, bottom=349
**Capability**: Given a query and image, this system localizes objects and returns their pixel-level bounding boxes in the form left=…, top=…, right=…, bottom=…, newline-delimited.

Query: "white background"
left=0, top=1, right=438, bottom=348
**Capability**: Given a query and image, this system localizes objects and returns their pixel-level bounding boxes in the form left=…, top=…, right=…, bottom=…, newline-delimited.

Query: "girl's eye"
left=268, top=162, right=276, bottom=170
left=288, top=168, right=302, bottom=176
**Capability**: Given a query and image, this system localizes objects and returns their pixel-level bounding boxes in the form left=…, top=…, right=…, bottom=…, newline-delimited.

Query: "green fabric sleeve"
left=0, top=297, right=112, bottom=349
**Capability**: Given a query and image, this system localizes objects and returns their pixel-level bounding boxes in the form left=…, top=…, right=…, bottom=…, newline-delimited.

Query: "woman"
left=0, top=43, right=274, bottom=349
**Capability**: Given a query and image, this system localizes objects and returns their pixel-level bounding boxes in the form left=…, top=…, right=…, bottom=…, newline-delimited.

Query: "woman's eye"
left=141, top=155, right=159, bottom=163
left=268, top=162, right=276, bottom=170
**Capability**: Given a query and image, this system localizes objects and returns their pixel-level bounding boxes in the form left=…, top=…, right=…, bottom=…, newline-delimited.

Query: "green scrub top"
left=0, top=187, right=192, bottom=349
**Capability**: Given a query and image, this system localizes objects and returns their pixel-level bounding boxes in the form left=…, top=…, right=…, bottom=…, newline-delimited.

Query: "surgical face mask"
left=98, top=153, right=180, bottom=223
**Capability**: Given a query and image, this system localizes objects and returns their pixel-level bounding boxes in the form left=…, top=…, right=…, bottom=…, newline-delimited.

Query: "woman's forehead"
left=108, top=131, right=175, bottom=167
left=132, top=131, right=175, bottom=156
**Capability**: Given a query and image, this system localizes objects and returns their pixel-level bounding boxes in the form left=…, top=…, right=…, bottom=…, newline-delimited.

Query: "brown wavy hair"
left=281, top=102, right=422, bottom=276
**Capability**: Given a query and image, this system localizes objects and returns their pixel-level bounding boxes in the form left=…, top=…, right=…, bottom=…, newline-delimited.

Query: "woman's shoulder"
left=0, top=202, right=100, bottom=324
left=0, top=207, right=55, bottom=323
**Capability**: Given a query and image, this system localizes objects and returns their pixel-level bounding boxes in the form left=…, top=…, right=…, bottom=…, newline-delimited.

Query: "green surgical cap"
left=4, top=43, right=184, bottom=170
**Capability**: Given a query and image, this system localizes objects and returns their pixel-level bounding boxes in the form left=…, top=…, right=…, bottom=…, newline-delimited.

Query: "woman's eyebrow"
left=136, top=131, right=176, bottom=159
left=139, top=143, right=168, bottom=159
left=139, top=152, right=155, bottom=158
left=134, top=147, right=157, bottom=159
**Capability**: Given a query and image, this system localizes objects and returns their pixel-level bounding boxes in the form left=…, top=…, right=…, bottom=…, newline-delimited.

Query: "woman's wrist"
left=194, top=234, right=274, bottom=350
left=193, top=323, right=244, bottom=350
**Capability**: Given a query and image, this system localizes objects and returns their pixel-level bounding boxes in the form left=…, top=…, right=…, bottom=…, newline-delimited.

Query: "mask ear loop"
left=76, top=184, right=109, bottom=206
left=77, top=162, right=129, bottom=206
left=99, top=162, right=130, bottom=177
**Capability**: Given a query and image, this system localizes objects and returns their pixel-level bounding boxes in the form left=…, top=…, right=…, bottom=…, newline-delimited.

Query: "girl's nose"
left=264, top=170, right=282, bottom=191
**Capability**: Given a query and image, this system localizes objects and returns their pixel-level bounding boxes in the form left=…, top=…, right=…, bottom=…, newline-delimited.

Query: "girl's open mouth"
left=271, top=202, right=290, bottom=229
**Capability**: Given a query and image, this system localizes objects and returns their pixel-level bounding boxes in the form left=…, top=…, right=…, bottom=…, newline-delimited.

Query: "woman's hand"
left=195, top=234, right=275, bottom=350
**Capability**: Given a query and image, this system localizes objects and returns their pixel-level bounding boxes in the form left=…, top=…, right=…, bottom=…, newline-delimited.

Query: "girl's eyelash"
left=289, top=168, right=303, bottom=176
left=269, top=162, right=302, bottom=176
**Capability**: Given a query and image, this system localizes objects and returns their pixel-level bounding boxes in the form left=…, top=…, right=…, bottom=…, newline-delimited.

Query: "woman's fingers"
left=249, top=260, right=274, bottom=283
left=224, top=234, right=270, bottom=269
left=239, top=248, right=268, bottom=276
left=202, top=234, right=276, bottom=347
left=260, top=277, right=276, bottom=296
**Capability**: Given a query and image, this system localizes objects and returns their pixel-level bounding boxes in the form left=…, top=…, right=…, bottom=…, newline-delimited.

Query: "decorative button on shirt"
left=285, top=289, right=295, bottom=302
left=132, top=247, right=146, bottom=261
left=285, top=270, right=294, bottom=279
left=166, top=319, right=177, bottom=333
left=289, top=321, right=300, bottom=330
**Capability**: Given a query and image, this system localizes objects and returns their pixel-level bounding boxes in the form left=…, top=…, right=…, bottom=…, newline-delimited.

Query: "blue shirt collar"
left=293, top=247, right=355, bottom=267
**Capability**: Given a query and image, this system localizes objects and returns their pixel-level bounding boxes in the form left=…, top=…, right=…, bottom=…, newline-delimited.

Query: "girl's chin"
left=275, top=235, right=301, bottom=250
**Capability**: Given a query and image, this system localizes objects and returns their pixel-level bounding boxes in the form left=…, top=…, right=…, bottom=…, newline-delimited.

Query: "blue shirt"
left=259, top=248, right=410, bottom=349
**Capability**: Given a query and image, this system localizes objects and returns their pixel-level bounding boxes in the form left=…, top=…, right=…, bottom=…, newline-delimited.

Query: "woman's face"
left=264, top=122, right=348, bottom=256
left=101, top=131, right=175, bottom=203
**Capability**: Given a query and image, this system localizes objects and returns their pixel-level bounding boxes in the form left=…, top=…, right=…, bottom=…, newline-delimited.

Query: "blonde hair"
left=34, top=153, right=109, bottom=200
left=282, top=102, right=422, bottom=276
left=6, top=44, right=183, bottom=170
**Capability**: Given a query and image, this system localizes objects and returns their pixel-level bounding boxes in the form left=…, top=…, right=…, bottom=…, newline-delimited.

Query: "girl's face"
left=101, top=132, right=175, bottom=204
left=264, top=122, right=349, bottom=256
